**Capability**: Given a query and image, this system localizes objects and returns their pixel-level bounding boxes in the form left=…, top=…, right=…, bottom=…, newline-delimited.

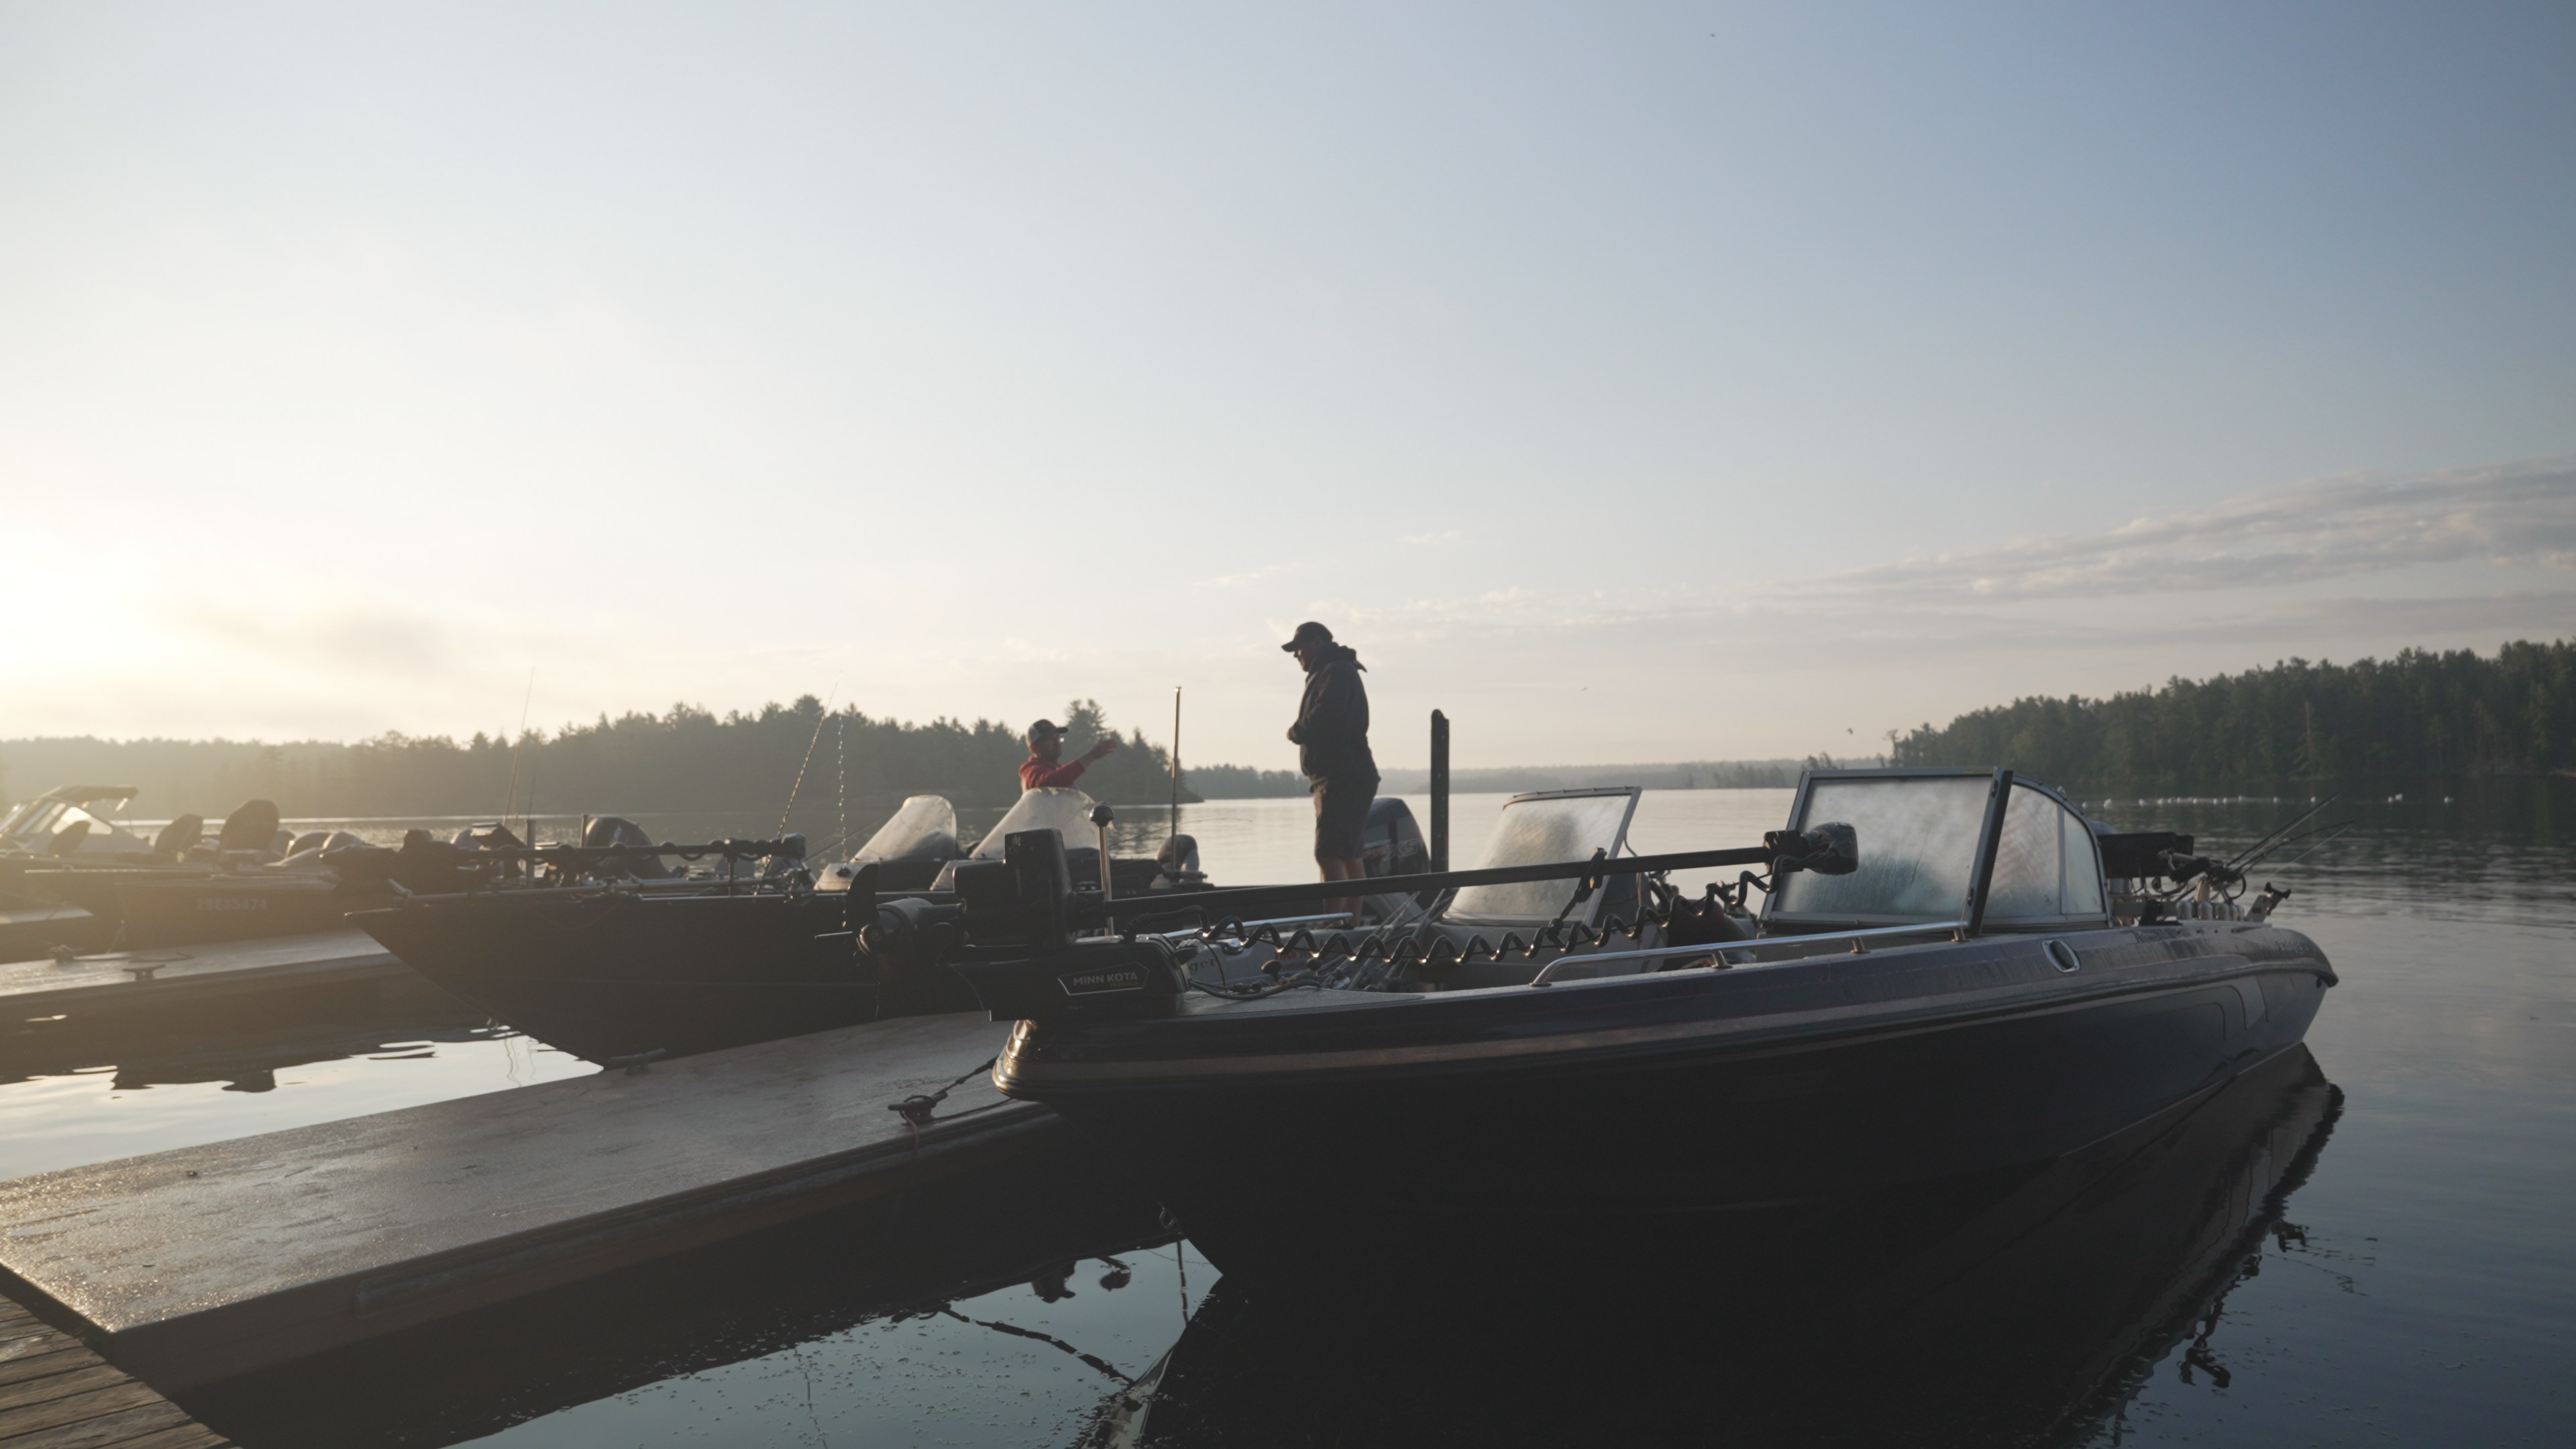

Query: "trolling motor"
left=945, top=828, right=1190, bottom=1022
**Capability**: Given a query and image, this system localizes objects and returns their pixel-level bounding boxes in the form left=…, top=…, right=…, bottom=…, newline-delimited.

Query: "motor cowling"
left=947, top=936, right=1189, bottom=1023
left=947, top=826, right=1183, bottom=1021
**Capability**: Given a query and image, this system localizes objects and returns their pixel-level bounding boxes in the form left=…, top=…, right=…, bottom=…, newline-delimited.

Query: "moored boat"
left=929, top=767, right=2338, bottom=1281
left=347, top=789, right=1312, bottom=1063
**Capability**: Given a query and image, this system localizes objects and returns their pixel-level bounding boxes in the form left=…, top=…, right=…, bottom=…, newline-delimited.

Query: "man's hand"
left=1083, top=737, right=1124, bottom=764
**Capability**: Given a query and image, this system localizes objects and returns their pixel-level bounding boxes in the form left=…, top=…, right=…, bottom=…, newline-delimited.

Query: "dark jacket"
left=1288, top=644, right=1377, bottom=788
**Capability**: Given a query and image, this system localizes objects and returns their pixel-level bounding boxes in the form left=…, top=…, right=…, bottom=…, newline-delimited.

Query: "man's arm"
left=1022, top=757, right=1089, bottom=790
left=1023, top=738, right=1121, bottom=791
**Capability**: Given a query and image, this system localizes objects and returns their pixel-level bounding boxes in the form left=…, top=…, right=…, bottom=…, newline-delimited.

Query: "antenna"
left=502, top=667, right=535, bottom=829
left=1169, top=686, right=1183, bottom=839
left=777, top=680, right=841, bottom=838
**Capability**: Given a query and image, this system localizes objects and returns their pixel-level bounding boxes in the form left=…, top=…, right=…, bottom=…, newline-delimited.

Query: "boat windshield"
left=854, top=795, right=960, bottom=863
left=1774, top=775, right=1988, bottom=920
left=1448, top=789, right=1640, bottom=922
left=969, top=788, right=1101, bottom=859
left=1986, top=784, right=2108, bottom=920
left=1, top=799, right=130, bottom=855
left=1771, top=773, right=2106, bottom=924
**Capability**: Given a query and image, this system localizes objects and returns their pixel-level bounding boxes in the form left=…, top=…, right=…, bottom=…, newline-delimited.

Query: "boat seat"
left=48, top=820, right=90, bottom=857
left=152, top=814, right=203, bottom=861
left=218, top=799, right=282, bottom=855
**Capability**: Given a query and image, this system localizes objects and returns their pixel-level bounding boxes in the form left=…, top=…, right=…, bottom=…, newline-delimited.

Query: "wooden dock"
left=0, top=930, right=408, bottom=1028
left=1, top=1290, right=229, bottom=1448
left=0, top=1012, right=1046, bottom=1392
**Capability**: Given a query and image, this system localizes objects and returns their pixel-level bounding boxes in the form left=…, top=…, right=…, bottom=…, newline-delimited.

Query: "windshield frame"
left=1762, top=767, right=2111, bottom=933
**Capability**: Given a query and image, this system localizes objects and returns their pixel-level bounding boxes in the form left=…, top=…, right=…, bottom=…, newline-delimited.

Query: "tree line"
left=1892, top=639, right=2575, bottom=788
left=17, top=640, right=2563, bottom=819
left=0, top=698, right=1195, bottom=821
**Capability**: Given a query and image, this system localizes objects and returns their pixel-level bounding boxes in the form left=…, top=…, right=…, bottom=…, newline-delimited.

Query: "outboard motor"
left=1360, top=798, right=1430, bottom=879
left=946, top=828, right=1187, bottom=1023
left=1154, top=833, right=1204, bottom=889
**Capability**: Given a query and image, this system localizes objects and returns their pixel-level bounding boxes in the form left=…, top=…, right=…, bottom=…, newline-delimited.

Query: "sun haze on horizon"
left=4, top=3, right=2572, bottom=770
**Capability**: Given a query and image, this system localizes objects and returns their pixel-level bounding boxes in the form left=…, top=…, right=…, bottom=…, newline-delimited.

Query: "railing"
left=1523, top=919, right=1970, bottom=986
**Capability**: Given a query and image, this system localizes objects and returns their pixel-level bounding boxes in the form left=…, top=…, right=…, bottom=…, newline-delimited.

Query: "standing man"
left=1283, top=621, right=1378, bottom=909
left=1020, top=718, right=1121, bottom=792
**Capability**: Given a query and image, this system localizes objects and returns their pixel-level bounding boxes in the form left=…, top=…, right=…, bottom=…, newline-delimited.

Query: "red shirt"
left=1020, top=754, right=1088, bottom=791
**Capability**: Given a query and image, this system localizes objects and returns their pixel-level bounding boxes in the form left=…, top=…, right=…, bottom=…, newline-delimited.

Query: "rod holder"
left=1430, top=709, right=1450, bottom=873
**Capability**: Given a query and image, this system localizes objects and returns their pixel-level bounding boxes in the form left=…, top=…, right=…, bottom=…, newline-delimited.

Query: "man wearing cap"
left=1020, top=718, right=1121, bottom=792
left=1283, top=621, right=1379, bottom=903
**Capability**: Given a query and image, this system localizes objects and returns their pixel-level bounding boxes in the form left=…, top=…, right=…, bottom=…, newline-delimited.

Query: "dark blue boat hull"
left=1000, top=923, right=2332, bottom=1277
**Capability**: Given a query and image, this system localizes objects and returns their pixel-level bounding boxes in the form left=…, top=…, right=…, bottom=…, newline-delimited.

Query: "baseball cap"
left=1025, top=718, right=1067, bottom=749
left=1281, top=621, right=1334, bottom=652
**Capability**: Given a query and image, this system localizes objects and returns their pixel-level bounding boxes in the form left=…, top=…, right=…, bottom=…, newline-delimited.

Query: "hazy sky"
left=5, top=2, right=2572, bottom=769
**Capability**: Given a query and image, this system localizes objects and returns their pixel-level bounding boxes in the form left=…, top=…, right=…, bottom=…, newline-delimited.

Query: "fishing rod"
left=2226, top=794, right=2340, bottom=871
left=2255, top=820, right=2354, bottom=870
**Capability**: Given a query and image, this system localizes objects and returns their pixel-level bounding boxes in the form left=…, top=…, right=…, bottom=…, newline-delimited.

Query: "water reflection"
left=1093, top=1048, right=2341, bottom=1448
left=179, top=1049, right=2343, bottom=1449
left=0, top=979, right=590, bottom=1180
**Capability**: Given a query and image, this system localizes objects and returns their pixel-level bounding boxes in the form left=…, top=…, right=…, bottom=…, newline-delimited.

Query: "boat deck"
left=0, top=1291, right=229, bottom=1448
left=0, top=1012, right=1038, bottom=1391
left=0, top=930, right=407, bottom=1026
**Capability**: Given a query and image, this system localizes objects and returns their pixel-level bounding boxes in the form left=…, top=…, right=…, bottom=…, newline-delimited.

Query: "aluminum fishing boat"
left=930, top=769, right=2337, bottom=1279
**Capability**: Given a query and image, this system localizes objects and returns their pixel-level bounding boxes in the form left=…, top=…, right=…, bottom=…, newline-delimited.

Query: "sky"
left=4, top=2, right=2572, bottom=770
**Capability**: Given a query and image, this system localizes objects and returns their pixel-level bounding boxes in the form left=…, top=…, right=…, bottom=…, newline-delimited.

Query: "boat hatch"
left=1446, top=788, right=1641, bottom=926
left=1768, top=769, right=2108, bottom=932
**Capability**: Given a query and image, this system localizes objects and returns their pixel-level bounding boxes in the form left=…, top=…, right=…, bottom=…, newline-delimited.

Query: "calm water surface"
left=9, top=786, right=2573, bottom=1444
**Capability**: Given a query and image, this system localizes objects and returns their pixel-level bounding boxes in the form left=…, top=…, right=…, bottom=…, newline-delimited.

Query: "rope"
left=935, top=1307, right=1130, bottom=1383
left=889, top=1056, right=1000, bottom=1126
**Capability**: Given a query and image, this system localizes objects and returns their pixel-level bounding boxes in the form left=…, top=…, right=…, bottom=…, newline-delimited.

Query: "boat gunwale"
left=998, top=928, right=2329, bottom=1095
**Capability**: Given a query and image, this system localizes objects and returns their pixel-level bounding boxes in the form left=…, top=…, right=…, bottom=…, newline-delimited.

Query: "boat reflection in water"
left=1089, top=1044, right=2343, bottom=1448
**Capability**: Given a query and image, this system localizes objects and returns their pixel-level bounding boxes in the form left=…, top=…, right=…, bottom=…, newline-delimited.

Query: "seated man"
left=1020, top=718, right=1121, bottom=792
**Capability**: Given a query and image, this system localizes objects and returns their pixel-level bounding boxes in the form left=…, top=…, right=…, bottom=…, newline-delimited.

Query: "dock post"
left=1430, top=710, right=1450, bottom=873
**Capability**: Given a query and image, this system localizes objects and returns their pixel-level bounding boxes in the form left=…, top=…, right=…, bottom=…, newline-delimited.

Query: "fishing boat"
left=346, top=789, right=1305, bottom=1064
left=1, top=788, right=268, bottom=955
left=20, top=800, right=388, bottom=949
left=930, top=768, right=2338, bottom=1281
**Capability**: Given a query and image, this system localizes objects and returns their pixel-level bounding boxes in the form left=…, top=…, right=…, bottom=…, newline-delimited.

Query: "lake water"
left=5, top=784, right=2571, bottom=1445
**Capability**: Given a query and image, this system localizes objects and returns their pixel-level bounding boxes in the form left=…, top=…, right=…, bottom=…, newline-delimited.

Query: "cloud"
left=1776, top=458, right=2576, bottom=609
left=1330, top=460, right=2576, bottom=645
left=1400, top=529, right=1468, bottom=545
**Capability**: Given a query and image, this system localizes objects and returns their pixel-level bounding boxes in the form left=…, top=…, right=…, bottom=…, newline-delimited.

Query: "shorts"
left=1313, top=777, right=1377, bottom=863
